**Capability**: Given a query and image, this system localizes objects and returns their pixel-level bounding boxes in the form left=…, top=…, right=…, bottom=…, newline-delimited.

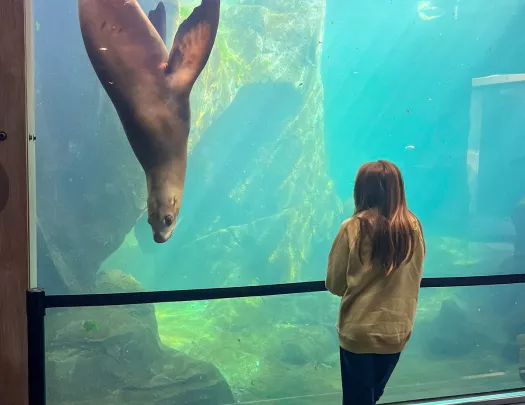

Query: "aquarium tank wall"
left=32, top=0, right=525, bottom=404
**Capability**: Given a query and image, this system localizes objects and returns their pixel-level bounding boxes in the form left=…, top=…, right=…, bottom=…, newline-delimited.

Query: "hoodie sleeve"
left=325, top=221, right=350, bottom=297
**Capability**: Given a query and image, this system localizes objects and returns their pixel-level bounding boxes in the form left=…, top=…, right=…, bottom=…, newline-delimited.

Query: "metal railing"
left=26, top=273, right=525, bottom=405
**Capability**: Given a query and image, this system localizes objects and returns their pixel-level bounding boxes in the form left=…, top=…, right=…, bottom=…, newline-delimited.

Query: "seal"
left=78, top=0, right=220, bottom=243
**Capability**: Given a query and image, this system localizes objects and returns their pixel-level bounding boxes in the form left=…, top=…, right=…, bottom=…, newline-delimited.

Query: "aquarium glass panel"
left=45, top=286, right=525, bottom=404
left=34, top=0, right=525, bottom=295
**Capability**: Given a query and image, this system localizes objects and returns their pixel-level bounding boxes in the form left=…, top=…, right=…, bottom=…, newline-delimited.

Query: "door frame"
left=0, top=0, right=36, bottom=404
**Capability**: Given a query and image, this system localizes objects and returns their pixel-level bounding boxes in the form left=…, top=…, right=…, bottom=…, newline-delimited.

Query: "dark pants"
left=339, top=347, right=401, bottom=405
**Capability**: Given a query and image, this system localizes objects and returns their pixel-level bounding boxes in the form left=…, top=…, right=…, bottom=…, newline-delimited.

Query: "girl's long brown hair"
left=353, top=160, right=425, bottom=275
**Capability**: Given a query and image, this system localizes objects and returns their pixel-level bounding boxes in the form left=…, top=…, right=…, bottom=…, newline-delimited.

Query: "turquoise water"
left=33, top=0, right=525, bottom=404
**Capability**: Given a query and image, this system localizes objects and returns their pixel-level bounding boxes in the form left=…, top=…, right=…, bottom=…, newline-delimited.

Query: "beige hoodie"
left=326, top=214, right=425, bottom=354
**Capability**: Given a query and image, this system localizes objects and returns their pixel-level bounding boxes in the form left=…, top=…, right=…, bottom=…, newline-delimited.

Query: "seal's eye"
left=164, top=215, right=174, bottom=227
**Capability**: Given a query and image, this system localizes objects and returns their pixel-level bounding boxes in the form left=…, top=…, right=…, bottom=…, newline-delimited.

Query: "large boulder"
left=417, top=299, right=497, bottom=359
left=46, top=270, right=234, bottom=405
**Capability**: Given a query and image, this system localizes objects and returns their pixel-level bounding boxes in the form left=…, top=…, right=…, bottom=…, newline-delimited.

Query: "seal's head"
left=147, top=188, right=181, bottom=243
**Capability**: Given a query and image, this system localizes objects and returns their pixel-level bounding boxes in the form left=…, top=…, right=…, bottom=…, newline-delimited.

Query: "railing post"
left=27, top=288, right=46, bottom=405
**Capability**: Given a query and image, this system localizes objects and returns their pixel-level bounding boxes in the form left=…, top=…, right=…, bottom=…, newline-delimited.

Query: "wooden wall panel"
left=0, top=0, right=31, bottom=404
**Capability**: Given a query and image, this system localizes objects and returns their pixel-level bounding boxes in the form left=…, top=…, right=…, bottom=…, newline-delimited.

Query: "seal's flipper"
left=78, top=0, right=168, bottom=105
left=165, top=0, right=220, bottom=95
left=148, top=2, right=167, bottom=44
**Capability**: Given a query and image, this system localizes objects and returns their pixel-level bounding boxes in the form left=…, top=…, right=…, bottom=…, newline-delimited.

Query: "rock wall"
left=143, top=0, right=342, bottom=288
left=46, top=270, right=234, bottom=405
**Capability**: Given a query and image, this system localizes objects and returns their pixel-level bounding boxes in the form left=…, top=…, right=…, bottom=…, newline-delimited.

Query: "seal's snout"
left=153, top=233, right=169, bottom=244
left=149, top=197, right=179, bottom=243
left=153, top=226, right=175, bottom=244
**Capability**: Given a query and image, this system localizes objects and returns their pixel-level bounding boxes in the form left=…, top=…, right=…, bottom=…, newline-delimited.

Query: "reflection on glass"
left=46, top=285, right=525, bottom=404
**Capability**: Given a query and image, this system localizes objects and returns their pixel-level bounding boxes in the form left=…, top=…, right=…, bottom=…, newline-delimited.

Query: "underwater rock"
left=95, top=268, right=145, bottom=293
left=517, top=334, right=525, bottom=382
left=499, top=284, right=525, bottom=363
left=36, top=223, right=69, bottom=295
left=274, top=324, right=335, bottom=366
left=419, top=299, right=495, bottom=359
left=36, top=84, right=145, bottom=294
left=45, top=270, right=234, bottom=405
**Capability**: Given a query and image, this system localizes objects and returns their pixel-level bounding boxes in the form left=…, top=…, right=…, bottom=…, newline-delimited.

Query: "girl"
left=326, top=160, right=426, bottom=405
